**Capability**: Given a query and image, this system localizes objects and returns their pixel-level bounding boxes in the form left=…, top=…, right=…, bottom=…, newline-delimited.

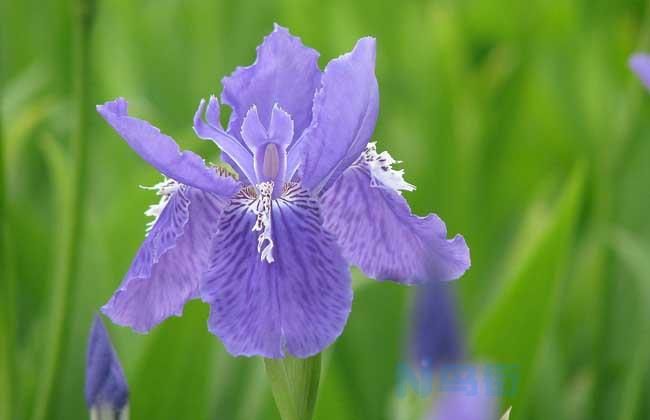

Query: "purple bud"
left=409, top=281, right=464, bottom=369
left=630, top=53, right=650, bottom=90
left=85, top=315, right=129, bottom=411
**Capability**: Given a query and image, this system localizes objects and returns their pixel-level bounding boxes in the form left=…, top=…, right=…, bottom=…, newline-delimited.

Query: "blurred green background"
left=2, top=0, right=650, bottom=419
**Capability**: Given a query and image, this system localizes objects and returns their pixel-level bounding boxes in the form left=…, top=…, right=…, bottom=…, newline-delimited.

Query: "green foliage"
left=2, top=0, right=650, bottom=419
left=471, top=163, right=585, bottom=410
left=265, top=354, right=321, bottom=420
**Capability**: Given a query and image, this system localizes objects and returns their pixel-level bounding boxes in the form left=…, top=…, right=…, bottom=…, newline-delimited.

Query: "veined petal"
left=102, top=187, right=227, bottom=332
left=201, top=183, right=352, bottom=358
left=193, top=97, right=257, bottom=184
left=97, top=98, right=240, bottom=196
left=320, top=163, right=470, bottom=284
left=295, top=37, right=379, bottom=194
left=221, top=24, right=321, bottom=142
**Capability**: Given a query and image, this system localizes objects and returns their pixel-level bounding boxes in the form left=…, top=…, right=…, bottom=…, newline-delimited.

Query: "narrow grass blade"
left=610, top=229, right=650, bottom=420
left=471, top=163, right=585, bottom=409
left=31, top=0, right=96, bottom=417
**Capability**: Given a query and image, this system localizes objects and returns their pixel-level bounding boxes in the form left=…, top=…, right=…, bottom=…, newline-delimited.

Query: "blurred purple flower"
left=409, top=283, right=497, bottom=420
left=410, top=281, right=464, bottom=368
left=85, top=315, right=129, bottom=412
left=428, top=391, right=497, bottom=420
left=630, top=53, right=650, bottom=90
left=97, top=24, right=470, bottom=358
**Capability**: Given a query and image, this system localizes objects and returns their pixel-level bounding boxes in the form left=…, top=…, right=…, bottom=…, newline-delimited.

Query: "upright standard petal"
left=97, top=98, right=240, bottom=196
left=201, top=183, right=352, bottom=358
left=103, top=187, right=227, bottom=332
left=296, top=37, right=379, bottom=194
left=630, top=53, right=650, bottom=91
left=320, top=161, right=470, bottom=284
left=85, top=315, right=129, bottom=411
left=221, top=24, right=321, bottom=142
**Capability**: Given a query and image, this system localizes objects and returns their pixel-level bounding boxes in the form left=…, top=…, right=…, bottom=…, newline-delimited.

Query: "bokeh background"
left=2, top=0, right=650, bottom=419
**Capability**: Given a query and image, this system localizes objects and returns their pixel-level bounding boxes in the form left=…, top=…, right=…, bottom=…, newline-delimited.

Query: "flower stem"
left=264, top=354, right=322, bottom=420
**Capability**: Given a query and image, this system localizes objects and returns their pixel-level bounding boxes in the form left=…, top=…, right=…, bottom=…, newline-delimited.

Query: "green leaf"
left=264, top=354, right=321, bottom=420
left=0, top=55, right=11, bottom=420
left=610, top=229, right=650, bottom=420
left=389, top=386, right=435, bottom=420
left=470, top=163, right=585, bottom=409
left=500, top=406, right=512, bottom=420
left=31, top=135, right=74, bottom=420
left=128, top=302, right=221, bottom=420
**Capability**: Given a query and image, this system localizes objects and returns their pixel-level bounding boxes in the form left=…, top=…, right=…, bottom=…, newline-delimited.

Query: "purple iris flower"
left=410, top=281, right=464, bottom=368
left=97, top=25, right=470, bottom=358
left=409, top=283, right=496, bottom=420
left=85, top=315, right=129, bottom=412
left=428, top=391, right=496, bottom=420
left=630, top=53, right=650, bottom=89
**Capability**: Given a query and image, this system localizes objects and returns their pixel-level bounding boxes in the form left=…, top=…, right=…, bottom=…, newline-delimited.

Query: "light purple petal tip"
left=201, top=184, right=352, bottom=358
left=240, top=105, right=268, bottom=149
left=102, top=187, right=226, bottom=332
left=85, top=315, right=129, bottom=410
left=97, top=98, right=240, bottom=196
left=269, top=104, right=294, bottom=147
left=297, top=37, right=379, bottom=194
left=630, top=53, right=650, bottom=90
left=321, top=165, right=470, bottom=284
left=221, top=24, right=321, bottom=143
left=206, top=95, right=222, bottom=127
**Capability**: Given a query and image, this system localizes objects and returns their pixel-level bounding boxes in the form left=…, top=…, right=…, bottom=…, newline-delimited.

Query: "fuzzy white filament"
left=252, top=181, right=275, bottom=263
left=363, top=142, right=415, bottom=194
left=140, top=177, right=181, bottom=234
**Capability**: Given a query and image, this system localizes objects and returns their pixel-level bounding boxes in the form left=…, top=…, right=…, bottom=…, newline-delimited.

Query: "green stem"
left=264, top=354, right=322, bottom=420
left=32, top=0, right=95, bottom=419
left=0, top=15, right=13, bottom=420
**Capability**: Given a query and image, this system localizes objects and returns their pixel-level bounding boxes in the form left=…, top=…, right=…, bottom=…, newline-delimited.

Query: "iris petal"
left=221, top=24, right=321, bottom=143
left=102, top=187, right=227, bottom=332
left=85, top=315, right=129, bottom=410
left=193, top=98, right=257, bottom=184
left=295, top=37, right=379, bottom=194
left=240, top=105, right=268, bottom=149
left=320, top=164, right=470, bottom=284
left=268, top=104, right=294, bottom=148
left=201, top=183, right=352, bottom=358
left=97, top=98, right=240, bottom=197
